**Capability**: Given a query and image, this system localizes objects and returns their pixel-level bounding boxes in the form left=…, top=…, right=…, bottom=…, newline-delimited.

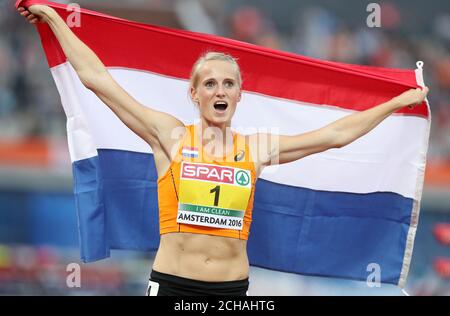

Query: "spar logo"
left=181, top=162, right=251, bottom=186
left=181, top=163, right=235, bottom=184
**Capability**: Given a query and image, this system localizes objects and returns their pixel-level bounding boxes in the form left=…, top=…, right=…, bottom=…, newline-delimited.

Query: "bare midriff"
left=152, top=232, right=249, bottom=282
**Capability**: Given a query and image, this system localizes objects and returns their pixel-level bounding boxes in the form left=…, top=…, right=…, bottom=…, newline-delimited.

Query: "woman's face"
left=190, top=60, right=241, bottom=126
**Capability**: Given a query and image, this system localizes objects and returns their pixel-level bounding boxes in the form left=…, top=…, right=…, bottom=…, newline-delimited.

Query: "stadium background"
left=0, top=0, right=449, bottom=295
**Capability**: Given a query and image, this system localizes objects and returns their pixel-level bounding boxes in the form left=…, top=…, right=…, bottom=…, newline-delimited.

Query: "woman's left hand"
left=394, top=87, right=429, bottom=109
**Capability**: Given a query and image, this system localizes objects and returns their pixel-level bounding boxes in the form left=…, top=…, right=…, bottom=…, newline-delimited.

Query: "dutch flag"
left=18, top=0, right=431, bottom=287
left=182, top=147, right=199, bottom=158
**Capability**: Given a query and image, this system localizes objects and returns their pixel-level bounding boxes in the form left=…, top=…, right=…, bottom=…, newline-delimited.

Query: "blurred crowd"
left=0, top=0, right=449, bottom=159
left=0, top=244, right=150, bottom=295
left=0, top=0, right=63, bottom=139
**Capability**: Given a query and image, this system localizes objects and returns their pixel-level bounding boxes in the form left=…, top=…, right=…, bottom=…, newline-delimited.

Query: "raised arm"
left=18, top=5, right=184, bottom=155
left=253, top=87, right=429, bottom=169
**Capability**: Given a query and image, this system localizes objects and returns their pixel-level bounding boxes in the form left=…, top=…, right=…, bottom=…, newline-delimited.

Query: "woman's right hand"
left=17, top=5, right=52, bottom=24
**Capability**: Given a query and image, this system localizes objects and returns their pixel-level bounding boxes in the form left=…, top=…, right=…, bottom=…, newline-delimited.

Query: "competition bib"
left=177, top=161, right=252, bottom=230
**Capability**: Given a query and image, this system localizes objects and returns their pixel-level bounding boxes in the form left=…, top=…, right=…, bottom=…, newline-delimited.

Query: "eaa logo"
left=181, top=163, right=234, bottom=184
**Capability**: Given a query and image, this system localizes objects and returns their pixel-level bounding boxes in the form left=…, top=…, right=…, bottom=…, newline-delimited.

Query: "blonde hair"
left=189, top=52, right=242, bottom=89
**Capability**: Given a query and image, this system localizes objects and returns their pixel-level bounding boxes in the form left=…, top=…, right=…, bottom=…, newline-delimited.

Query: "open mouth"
left=213, top=101, right=228, bottom=111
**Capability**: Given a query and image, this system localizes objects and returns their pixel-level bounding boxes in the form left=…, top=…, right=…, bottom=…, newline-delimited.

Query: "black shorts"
left=146, top=270, right=249, bottom=296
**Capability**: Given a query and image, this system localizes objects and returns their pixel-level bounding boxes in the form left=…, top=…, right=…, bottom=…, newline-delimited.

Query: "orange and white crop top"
left=157, top=125, right=256, bottom=240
